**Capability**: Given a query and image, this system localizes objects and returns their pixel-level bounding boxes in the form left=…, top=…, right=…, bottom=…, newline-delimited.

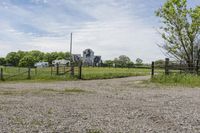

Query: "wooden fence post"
left=51, top=65, right=53, bottom=76
left=78, top=61, right=82, bottom=79
left=196, top=60, right=199, bottom=75
left=70, top=62, right=74, bottom=76
left=56, top=63, right=59, bottom=75
left=151, top=61, right=154, bottom=78
left=0, top=68, right=4, bottom=81
left=64, top=65, right=66, bottom=73
left=165, top=58, right=169, bottom=75
left=28, top=67, right=31, bottom=79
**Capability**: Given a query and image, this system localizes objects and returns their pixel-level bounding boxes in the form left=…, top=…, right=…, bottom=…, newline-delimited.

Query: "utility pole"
left=70, top=32, right=74, bottom=76
left=70, top=32, right=73, bottom=59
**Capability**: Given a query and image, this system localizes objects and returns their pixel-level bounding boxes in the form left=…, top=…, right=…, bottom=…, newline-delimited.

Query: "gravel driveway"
left=1, top=76, right=200, bottom=133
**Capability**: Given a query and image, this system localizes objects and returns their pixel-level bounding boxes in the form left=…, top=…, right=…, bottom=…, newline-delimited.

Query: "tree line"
left=0, top=51, right=146, bottom=68
left=103, top=55, right=144, bottom=68
left=0, top=50, right=70, bottom=67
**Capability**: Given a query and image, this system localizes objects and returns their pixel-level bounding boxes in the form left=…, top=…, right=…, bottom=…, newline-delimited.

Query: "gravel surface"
left=1, top=76, right=200, bottom=133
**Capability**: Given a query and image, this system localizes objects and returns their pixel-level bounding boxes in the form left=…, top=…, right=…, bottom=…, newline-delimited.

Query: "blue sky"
left=0, top=0, right=199, bottom=62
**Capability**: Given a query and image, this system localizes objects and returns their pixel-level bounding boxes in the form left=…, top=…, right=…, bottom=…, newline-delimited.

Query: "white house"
left=34, top=62, right=49, bottom=68
left=52, top=59, right=70, bottom=66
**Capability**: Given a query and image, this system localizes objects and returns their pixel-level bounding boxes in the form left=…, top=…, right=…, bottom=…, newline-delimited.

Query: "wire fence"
left=0, top=63, right=82, bottom=81
left=0, top=62, right=152, bottom=81
left=151, top=58, right=200, bottom=77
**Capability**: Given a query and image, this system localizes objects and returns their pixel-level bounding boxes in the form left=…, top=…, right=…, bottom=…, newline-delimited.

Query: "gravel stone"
left=0, top=76, right=200, bottom=132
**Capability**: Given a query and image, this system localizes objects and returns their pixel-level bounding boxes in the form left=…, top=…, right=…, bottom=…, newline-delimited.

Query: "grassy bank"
left=0, top=66, right=150, bottom=81
left=151, top=73, right=200, bottom=87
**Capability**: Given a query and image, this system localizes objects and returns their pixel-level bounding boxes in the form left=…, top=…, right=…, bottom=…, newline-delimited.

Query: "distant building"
left=94, top=56, right=102, bottom=66
left=83, top=49, right=95, bottom=66
left=34, top=62, right=49, bottom=68
left=52, top=59, right=70, bottom=66
left=83, top=49, right=102, bottom=66
left=73, top=54, right=82, bottom=63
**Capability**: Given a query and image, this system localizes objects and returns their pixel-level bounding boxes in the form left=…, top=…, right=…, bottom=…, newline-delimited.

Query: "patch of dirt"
left=1, top=76, right=200, bottom=132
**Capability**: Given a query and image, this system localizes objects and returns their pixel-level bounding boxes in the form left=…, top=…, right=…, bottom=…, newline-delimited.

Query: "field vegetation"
left=0, top=66, right=151, bottom=81
left=151, top=73, right=200, bottom=87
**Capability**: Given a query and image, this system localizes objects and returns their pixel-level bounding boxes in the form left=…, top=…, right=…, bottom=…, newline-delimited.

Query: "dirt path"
left=1, top=76, right=200, bottom=133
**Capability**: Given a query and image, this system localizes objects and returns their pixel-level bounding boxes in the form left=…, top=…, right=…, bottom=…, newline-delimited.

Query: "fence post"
left=78, top=61, right=82, bottom=79
left=151, top=61, right=154, bottom=78
left=70, top=62, right=74, bottom=76
left=64, top=65, right=66, bottom=73
left=0, top=68, right=4, bottom=81
left=179, top=61, right=182, bottom=74
left=196, top=60, right=199, bottom=75
left=56, top=63, right=59, bottom=75
left=28, top=67, right=31, bottom=79
left=165, top=58, right=169, bottom=75
left=51, top=65, right=53, bottom=76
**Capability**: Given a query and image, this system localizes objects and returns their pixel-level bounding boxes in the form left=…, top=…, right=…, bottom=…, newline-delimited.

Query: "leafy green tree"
left=19, top=55, right=35, bottom=67
left=0, top=57, right=6, bottom=66
left=136, top=58, right=143, bottom=66
left=65, top=52, right=71, bottom=60
left=56, top=52, right=65, bottom=60
left=118, top=55, right=131, bottom=63
left=6, top=52, right=20, bottom=66
left=17, top=50, right=27, bottom=59
left=127, top=61, right=135, bottom=68
left=44, top=52, right=70, bottom=64
left=114, top=55, right=131, bottom=67
left=104, top=60, right=114, bottom=67
left=44, top=53, right=52, bottom=64
left=5, top=50, right=71, bottom=66
left=28, top=50, right=44, bottom=62
left=156, top=0, right=200, bottom=68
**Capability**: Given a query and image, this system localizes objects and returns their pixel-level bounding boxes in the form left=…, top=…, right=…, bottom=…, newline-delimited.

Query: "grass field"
left=0, top=66, right=151, bottom=81
left=151, top=73, right=200, bottom=87
left=81, top=67, right=150, bottom=80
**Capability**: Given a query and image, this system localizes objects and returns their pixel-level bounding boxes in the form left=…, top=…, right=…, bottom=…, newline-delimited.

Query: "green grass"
left=86, top=129, right=103, bottom=133
left=0, top=88, right=87, bottom=96
left=151, top=73, right=200, bottom=87
left=82, top=67, right=150, bottom=80
left=0, top=66, right=150, bottom=81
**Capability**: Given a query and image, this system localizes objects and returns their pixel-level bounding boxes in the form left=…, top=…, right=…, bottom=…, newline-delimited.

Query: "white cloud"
left=0, top=0, right=165, bottom=62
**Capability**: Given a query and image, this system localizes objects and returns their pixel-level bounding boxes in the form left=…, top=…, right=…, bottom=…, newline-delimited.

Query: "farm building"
left=94, top=56, right=102, bottom=66
left=34, top=62, right=49, bottom=68
left=82, top=49, right=102, bottom=66
left=52, top=59, right=70, bottom=66
left=83, top=49, right=95, bottom=66
left=73, top=54, right=82, bottom=62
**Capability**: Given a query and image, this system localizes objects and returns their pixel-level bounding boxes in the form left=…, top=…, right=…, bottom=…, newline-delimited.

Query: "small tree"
left=28, top=50, right=44, bottom=62
left=136, top=58, right=143, bottom=66
left=156, top=0, right=200, bottom=69
left=6, top=52, right=20, bottom=66
left=104, top=60, right=114, bottom=67
left=19, top=55, right=35, bottom=67
left=127, top=62, right=135, bottom=68
left=0, top=57, right=6, bottom=66
left=114, top=55, right=131, bottom=67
